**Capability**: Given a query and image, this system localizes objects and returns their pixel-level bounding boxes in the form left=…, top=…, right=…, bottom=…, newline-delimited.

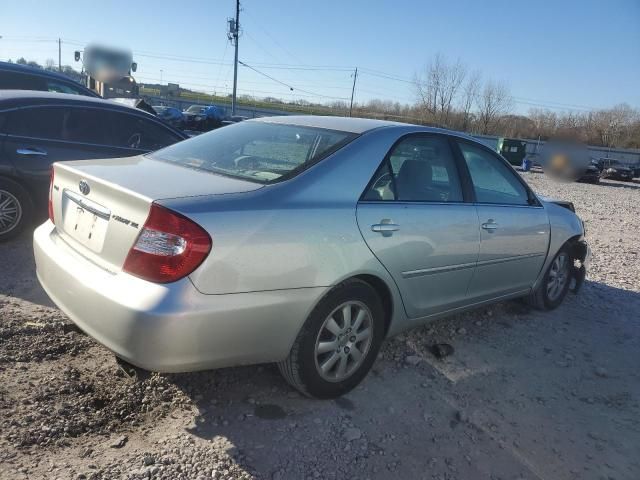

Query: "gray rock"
left=109, top=435, right=128, bottom=448
left=343, top=427, right=362, bottom=442
left=405, top=355, right=421, bottom=366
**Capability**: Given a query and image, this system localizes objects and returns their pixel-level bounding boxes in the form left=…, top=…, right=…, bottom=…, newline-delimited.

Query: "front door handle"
left=17, top=148, right=48, bottom=156
left=481, top=220, right=498, bottom=231
left=372, top=220, right=400, bottom=237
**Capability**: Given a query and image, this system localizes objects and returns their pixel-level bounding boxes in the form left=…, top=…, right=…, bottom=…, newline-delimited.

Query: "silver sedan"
left=34, top=116, right=590, bottom=398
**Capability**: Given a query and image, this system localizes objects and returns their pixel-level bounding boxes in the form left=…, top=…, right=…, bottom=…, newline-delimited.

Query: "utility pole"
left=58, top=38, right=62, bottom=72
left=228, top=0, right=240, bottom=115
left=349, top=67, right=358, bottom=117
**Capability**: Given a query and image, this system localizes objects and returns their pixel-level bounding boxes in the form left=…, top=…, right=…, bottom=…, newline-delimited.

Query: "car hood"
left=537, top=195, right=576, bottom=213
left=58, top=154, right=263, bottom=201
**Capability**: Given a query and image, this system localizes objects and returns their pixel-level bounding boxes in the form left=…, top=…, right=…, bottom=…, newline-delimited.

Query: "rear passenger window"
left=363, top=135, right=463, bottom=202
left=111, top=114, right=181, bottom=151
left=6, top=107, right=111, bottom=144
left=6, top=107, right=66, bottom=139
left=458, top=142, right=530, bottom=205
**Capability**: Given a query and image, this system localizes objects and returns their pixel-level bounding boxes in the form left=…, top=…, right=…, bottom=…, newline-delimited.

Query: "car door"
left=357, top=134, right=480, bottom=319
left=455, top=140, right=550, bottom=300
left=2, top=105, right=129, bottom=208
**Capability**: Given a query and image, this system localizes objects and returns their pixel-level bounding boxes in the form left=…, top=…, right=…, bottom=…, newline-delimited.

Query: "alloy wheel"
left=0, top=189, right=22, bottom=235
left=314, top=301, right=373, bottom=382
left=546, top=252, right=570, bottom=302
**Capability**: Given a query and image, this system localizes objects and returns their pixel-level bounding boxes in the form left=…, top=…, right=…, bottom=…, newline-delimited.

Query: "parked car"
left=577, top=160, right=602, bottom=184
left=0, top=90, right=188, bottom=240
left=152, top=106, right=185, bottom=129
left=0, top=61, right=99, bottom=97
left=34, top=116, right=590, bottom=399
left=221, top=115, right=249, bottom=127
left=182, top=104, right=224, bottom=131
left=600, top=161, right=634, bottom=181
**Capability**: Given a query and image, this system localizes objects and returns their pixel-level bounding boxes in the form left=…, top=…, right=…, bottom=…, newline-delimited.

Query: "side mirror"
left=131, top=62, right=137, bottom=72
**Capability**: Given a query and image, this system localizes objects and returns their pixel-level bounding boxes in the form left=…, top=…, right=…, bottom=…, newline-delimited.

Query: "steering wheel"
left=126, top=133, right=142, bottom=149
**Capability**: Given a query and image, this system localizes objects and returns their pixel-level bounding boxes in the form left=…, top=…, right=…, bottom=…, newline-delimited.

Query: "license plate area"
left=61, top=190, right=110, bottom=253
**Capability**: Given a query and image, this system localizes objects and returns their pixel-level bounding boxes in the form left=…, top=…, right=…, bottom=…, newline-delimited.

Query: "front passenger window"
left=458, top=142, right=530, bottom=205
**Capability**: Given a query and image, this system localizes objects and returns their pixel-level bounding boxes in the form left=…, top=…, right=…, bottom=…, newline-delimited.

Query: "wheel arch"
left=351, top=273, right=394, bottom=338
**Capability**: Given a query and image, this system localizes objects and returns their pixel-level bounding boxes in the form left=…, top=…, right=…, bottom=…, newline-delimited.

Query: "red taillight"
left=48, top=168, right=55, bottom=222
left=123, top=204, right=211, bottom=283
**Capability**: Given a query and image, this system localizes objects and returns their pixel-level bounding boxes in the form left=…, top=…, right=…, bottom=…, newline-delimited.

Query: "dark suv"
left=0, top=91, right=187, bottom=240
left=0, top=61, right=99, bottom=97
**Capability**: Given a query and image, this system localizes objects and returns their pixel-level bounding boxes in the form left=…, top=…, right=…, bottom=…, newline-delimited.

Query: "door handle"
left=371, top=220, right=400, bottom=237
left=17, top=148, right=48, bottom=156
left=481, top=220, right=498, bottom=231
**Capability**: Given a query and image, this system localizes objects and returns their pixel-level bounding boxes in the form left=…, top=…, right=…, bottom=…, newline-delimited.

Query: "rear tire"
left=529, top=246, right=572, bottom=310
left=278, top=279, right=385, bottom=399
left=0, top=178, right=33, bottom=242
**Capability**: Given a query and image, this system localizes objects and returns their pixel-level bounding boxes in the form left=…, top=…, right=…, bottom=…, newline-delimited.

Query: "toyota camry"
left=34, top=116, right=590, bottom=399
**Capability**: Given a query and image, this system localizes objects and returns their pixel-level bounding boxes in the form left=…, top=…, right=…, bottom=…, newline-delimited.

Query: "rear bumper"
left=33, top=221, right=324, bottom=372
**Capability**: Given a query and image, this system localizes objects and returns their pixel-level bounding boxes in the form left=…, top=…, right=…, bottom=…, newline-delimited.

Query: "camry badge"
left=79, top=180, right=90, bottom=195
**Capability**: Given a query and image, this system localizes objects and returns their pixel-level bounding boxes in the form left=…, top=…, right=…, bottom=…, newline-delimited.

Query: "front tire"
left=0, top=178, right=33, bottom=242
left=278, top=279, right=385, bottom=399
left=530, top=246, right=572, bottom=310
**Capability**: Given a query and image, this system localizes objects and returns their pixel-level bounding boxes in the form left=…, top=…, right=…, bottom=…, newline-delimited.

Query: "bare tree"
left=477, top=81, right=513, bottom=134
left=460, top=71, right=481, bottom=131
left=415, top=53, right=467, bottom=127
left=45, top=58, right=56, bottom=70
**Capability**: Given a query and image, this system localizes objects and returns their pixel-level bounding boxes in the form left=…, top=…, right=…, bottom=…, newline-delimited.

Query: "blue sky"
left=1, top=0, right=639, bottom=113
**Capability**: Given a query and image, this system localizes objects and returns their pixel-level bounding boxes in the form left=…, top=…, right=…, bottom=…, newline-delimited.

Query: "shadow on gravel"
left=0, top=228, right=52, bottom=307
left=598, top=179, right=640, bottom=190
left=155, top=279, right=640, bottom=478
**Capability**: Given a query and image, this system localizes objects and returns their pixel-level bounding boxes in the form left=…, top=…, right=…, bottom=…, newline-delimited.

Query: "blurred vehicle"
left=110, top=98, right=156, bottom=115
left=500, top=138, right=527, bottom=166
left=577, top=160, right=602, bottom=184
left=0, top=61, right=99, bottom=97
left=600, top=160, right=634, bottom=181
left=153, top=106, right=185, bottom=129
left=0, top=91, right=187, bottom=240
left=34, top=116, right=589, bottom=399
left=221, top=115, right=249, bottom=127
left=182, top=105, right=224, bottom=131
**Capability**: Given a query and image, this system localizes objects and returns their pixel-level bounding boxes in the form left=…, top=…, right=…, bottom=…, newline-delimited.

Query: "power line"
left=238, top=61, right=350, bottom=100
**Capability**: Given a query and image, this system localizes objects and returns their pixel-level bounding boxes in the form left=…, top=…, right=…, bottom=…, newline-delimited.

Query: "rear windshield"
left=149, top=121, right=356, bottom=183
left=186, top=105, right=205, bottom=113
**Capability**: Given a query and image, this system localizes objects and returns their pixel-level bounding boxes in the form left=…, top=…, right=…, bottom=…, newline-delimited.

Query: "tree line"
left=7, top=55, right=639, bottom=149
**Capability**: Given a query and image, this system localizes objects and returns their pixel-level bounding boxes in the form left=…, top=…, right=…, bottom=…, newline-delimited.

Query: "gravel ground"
left=1, top=173, right=639, bottom=480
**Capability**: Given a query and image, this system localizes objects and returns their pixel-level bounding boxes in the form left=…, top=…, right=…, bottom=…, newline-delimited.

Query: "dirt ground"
left=1, top=173, right=639, bottom=480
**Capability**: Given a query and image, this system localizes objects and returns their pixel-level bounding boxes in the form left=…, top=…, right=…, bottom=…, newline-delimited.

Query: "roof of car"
left=0, top=61, right=99, bottom=96
left=250, top=115, right=472, bottom=138
left=0, top=89, right=141, bottom=110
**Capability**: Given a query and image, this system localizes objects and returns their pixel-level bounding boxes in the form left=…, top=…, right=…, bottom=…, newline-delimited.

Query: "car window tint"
left=0, top=71, right=46, bottom=90
left=45, top=80, right=86, bottom=95
left=62, top=108, right=112, bottom=144
left=111, top=113, right=181, bottom=151
left=458, top=142, right=529, bottom=205
left=6, top=107, right=66, bottom=139
left=383, top=136, right=463, bottom=202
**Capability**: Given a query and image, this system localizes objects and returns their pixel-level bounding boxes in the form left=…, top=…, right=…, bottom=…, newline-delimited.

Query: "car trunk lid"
left=50, top=155, right=262, bottom=273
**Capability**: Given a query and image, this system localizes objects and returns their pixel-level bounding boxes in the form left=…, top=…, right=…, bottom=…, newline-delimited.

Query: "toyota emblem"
left=79, top=180, right=90, bottom=195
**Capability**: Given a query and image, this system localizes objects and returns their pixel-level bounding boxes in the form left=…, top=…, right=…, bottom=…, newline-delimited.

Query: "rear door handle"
left=17, top=148, right=48, bottom=156
left=481, top=221, right=498, bottom=231
left=371, top=221, right=400, bottom=237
